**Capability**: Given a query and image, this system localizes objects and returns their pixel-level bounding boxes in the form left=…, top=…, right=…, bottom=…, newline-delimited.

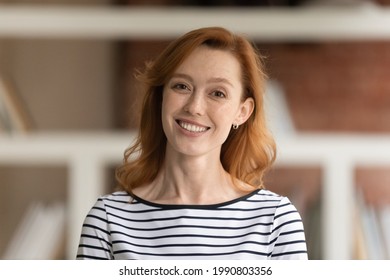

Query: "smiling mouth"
left=176, top=120, right=210, bottom=133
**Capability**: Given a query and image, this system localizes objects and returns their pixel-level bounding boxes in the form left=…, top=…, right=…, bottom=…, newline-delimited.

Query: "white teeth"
left=179, top=121, right=208, bottom=133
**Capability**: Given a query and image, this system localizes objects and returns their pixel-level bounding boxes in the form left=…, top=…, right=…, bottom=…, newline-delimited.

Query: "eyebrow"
left=207, top=77, right=234, bottom=88
left=170, top=73, right=193, bottom=82
left=171, top=73, right=235, bottom=88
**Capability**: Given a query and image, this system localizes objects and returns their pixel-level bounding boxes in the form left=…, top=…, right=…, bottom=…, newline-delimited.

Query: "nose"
left=184, top=91, right=205, bottom=116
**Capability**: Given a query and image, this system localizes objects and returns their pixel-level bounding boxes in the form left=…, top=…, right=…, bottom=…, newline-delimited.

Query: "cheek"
left=161, top=94, right=169, bottom=115
left=162, top=91, right=176, bottom=118
left=161, top=92, right=173, bottom=130
left=213, top=103, right=239, bottom=125
left=161, top=91, right=185, bottom=132
left=162, top=91, right=184, bottom=113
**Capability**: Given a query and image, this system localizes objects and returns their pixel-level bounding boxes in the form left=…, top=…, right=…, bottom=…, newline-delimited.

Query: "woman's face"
left=161, top=45, right=254, bottom=158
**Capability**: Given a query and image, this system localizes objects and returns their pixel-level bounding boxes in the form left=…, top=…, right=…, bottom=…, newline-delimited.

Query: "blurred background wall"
left=0, top=0, right=390, bottom=260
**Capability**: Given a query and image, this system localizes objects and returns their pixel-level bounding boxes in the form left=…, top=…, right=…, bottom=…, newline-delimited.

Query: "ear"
left=234, top=97, right=254, bottom=126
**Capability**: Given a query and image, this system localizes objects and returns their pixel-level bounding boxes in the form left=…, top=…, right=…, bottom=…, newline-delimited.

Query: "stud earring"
left=232, top=124, right=239, bottom=129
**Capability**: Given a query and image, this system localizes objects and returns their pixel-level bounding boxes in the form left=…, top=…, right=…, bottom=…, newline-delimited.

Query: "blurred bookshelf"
left=1, top=132, right=390, bottom=259
left=1, top=3, right=390, bottom=260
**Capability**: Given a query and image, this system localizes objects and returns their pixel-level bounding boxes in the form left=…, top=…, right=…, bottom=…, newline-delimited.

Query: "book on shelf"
left=0, top=110, right=6, bottom=131
left=0, top=82, right=10, bottom=131
left=2, top=201, right=66, bottom=260
left=354, top=187, right=390, bottom=260
left=0, top=73, right=34, bottom=133
left=304, top=196, right=322, bottom=260
left=377, top=204, right=390, bottom=259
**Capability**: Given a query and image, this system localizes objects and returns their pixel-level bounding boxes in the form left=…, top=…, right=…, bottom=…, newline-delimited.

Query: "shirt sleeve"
left=268, top=197, right=308, bottom=260
left=76, top=197, right=114, bottom=260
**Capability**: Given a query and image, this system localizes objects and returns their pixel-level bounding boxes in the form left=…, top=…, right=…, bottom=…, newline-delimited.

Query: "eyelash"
left=171, top=82, right=226, bottom=99
left=211, top=90, right=226, bottom=98
left=172, top=83, right=190, bottom=91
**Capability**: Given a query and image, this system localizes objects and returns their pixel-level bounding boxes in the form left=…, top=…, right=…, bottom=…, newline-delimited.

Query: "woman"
left=77, top=27, right=308, bottom=260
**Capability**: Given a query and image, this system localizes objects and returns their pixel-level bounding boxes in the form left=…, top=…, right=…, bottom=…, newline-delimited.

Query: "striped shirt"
left=76, top=189, right=308, bottom=260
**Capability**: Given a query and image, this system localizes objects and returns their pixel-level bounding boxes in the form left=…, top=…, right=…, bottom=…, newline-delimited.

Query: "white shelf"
left=1, top=131, right=390, bottom=259
left=0, top=131, right=135, bottom=260
left=276, top=133, right=390, bottom=260
left=1, top=5, right=390, bottom=41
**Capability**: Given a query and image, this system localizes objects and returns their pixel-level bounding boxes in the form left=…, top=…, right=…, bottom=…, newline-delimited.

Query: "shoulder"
left=84, top=191, right=133, bottom=217
left=248, top=189, right=301, bottom=218
left=91, top=190, right=161, bottom=214
left=258, top=189, right=305, bottom=233
left=257, top=189, right=300, bottom=214
left=225, top=188, right=295, bottom=214
left=99, top=190, right=132, bottom=203
left=247, top=188, right=291, bottom=205
left=93, top=190, right=137, bottom=210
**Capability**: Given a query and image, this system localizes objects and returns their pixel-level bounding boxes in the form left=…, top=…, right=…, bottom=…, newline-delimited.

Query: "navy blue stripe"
left=106, top=211, right=275, bottom=223
left=76, top=254, right=110, bottom=260
left=112, top=239, right=270, bottom=248
left=80, top=234, right=111, bottom=247
left=107, top=218, right=273, bottom=232
left=270, top=250, right=308, bottom=257
left=272, top=219, right=302, bottom=233
left=110, top=230, right=272, bottom=240
left=274, top=240, right=307, bottom=247
left=114, top=249, right=269, bottom=257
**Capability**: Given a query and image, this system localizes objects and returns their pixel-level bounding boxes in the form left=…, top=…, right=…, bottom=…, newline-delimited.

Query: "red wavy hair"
left=116, top=26, right=276, bottom=193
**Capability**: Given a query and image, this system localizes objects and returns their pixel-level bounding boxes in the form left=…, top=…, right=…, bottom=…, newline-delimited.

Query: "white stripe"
left=77, top=190, right=308, bottom=260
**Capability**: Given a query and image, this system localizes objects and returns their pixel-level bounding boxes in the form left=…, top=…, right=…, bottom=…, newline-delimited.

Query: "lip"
left=175, top=118, right=211, bottom=135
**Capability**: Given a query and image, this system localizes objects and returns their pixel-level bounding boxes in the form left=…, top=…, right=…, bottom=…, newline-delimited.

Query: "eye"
left=211, top=90, right=226, bottom=98
left=172, top=83, right=190, bottom=91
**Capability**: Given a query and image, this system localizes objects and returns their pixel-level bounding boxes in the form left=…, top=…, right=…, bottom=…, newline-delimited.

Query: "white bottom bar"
left=0, top=260, right=388, bottom=280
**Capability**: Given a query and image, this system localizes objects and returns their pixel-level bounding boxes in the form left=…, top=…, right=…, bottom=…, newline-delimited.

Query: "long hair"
left=115, top=26, right=276, bottom=193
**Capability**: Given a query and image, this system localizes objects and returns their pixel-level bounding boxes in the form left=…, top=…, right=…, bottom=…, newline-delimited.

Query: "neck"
left=145, top=146, right=242, bottom=205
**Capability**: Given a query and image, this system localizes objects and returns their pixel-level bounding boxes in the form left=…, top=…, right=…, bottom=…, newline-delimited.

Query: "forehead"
left=173, top=45, right=242, bottom=82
